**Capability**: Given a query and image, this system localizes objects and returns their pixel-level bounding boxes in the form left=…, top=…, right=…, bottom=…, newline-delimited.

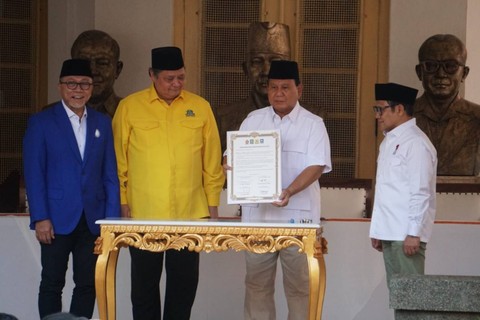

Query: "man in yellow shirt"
left=112, top=46, right=224, bottom=320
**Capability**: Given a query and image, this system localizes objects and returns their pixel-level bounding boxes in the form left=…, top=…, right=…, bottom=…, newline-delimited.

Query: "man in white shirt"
left=369, top=83, right=437, bottom=290
left=232, top=60, right=332, bottom=320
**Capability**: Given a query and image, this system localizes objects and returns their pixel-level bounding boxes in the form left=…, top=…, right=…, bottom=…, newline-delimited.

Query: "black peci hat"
left=375, top=83, right=418, bottom=105
left=59, top=59, right=92, bottom=78
left=268, top=60, right=299, bottom=82
left=151, top=46, right=184, bottom=70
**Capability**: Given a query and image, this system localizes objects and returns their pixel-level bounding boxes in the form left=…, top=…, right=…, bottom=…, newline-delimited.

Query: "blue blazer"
left=23, top=103, right=120, bottom=235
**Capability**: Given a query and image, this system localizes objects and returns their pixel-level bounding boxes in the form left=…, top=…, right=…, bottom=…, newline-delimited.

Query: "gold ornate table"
left=94, top=218, right=328, bottom=320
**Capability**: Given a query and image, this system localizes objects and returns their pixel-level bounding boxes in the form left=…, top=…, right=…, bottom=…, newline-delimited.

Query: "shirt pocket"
left=283, top=140, right=307, bottom=156
left=388, top=157, right=404, bottom=182
left=131, top=120, right=161, bottom=147
left=282, top=140, right=308, bottom=183
left=178, top=119, right=204, bottom=146
left=180, top=119, right=203, bottom=130
left=287, top=191, right=311, bottom=211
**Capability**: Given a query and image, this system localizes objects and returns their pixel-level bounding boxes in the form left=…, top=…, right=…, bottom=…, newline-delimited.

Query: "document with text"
left=226, top=129, right=282, bottom=204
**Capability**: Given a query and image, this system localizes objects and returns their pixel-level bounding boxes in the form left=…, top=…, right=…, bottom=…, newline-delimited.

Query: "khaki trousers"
left=244, top=246, right=309, bottom=320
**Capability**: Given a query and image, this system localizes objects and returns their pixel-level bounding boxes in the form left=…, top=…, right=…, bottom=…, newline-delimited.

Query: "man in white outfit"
left=369, top=83, right=437, bottom=290
left=232, top=60, right=332, bottom=320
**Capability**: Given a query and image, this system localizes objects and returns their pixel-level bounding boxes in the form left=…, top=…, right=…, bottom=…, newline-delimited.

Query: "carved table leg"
left=95, top=232, right=120, bottom=320
left=106, top=249, right=119, bottom=319
left=306, top=234, right=327, bottom=320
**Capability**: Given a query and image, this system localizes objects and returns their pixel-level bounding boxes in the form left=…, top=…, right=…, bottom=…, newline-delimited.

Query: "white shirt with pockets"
left=239, top=102, right=332, bottom=223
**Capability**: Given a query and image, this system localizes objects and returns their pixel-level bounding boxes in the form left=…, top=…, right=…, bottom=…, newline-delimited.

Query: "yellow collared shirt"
left=113, top=85, right=224, bottom=219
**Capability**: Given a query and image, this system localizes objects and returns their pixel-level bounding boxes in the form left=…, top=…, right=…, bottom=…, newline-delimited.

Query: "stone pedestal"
left=390, top=274, right=480, bottom=319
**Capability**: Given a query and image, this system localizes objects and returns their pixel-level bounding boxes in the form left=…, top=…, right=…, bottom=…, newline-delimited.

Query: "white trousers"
left=244, top=246, right=310, bottom=320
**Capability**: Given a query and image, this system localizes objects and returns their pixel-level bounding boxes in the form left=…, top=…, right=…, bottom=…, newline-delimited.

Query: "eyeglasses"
left=418, top=60, right=465, bottom=74
left=60, top=81, right=93, bottom=90
left=372, top=105, right=394, bottom=116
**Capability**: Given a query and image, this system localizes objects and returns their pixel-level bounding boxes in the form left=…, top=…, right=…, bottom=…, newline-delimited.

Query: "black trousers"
left=38, top=214, right=98, bottom=319
left=129, top=247, right=199, bottom=320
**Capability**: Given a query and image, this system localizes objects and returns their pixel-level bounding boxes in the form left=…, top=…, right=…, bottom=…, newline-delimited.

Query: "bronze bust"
left=414, top=34, right=480, bottom=176
left=71, top=30, right=124, bottom=118
left=214, top=22, right=291, bottom=152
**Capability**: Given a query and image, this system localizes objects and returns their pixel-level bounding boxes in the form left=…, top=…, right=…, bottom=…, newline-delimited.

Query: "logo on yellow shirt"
left=185, top=109, right=195, bottom=117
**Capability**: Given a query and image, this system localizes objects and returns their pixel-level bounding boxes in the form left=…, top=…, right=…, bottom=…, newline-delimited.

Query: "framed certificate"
left=226, top=130, right=282, bottom=204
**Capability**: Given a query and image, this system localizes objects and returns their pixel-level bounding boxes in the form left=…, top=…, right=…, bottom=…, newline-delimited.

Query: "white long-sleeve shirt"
left=369, top=118, right=437, bottom=242
left=239, top=103, right=332, bottom=223
left=62, top=101, right=87, bottom=160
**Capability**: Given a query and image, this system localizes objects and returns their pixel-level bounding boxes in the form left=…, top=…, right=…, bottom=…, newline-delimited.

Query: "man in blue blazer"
left=23, top=59, right=120, bottom=319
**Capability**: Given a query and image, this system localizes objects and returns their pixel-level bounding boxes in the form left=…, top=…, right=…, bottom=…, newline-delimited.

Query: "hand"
left=35, top=219, right=55, bottom=244
left=371, top=238, right=383, bottom=252
left=121, top=204, right=131, bottom=218
left=223, top=163, right=232, bottom=175
left=208, top=206, right=218, bottom=219
left=222, top=156, right=231, bottom=176
left=272, top=188, right=292, bottom=208
left=403, top=235, right=420, bottom=256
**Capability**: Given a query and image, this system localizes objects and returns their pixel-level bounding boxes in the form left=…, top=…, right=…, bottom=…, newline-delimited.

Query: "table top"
left=96, top=217, right=321, bottom=229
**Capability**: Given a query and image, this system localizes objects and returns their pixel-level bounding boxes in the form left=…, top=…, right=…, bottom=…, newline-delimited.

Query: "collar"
left=61, top=100, right=87, bottom=120
left=384, top=117, right=416, bottom=138
left=269, top=101, right=301, bottom=122
left=148, top=84, right=184, bottom=104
